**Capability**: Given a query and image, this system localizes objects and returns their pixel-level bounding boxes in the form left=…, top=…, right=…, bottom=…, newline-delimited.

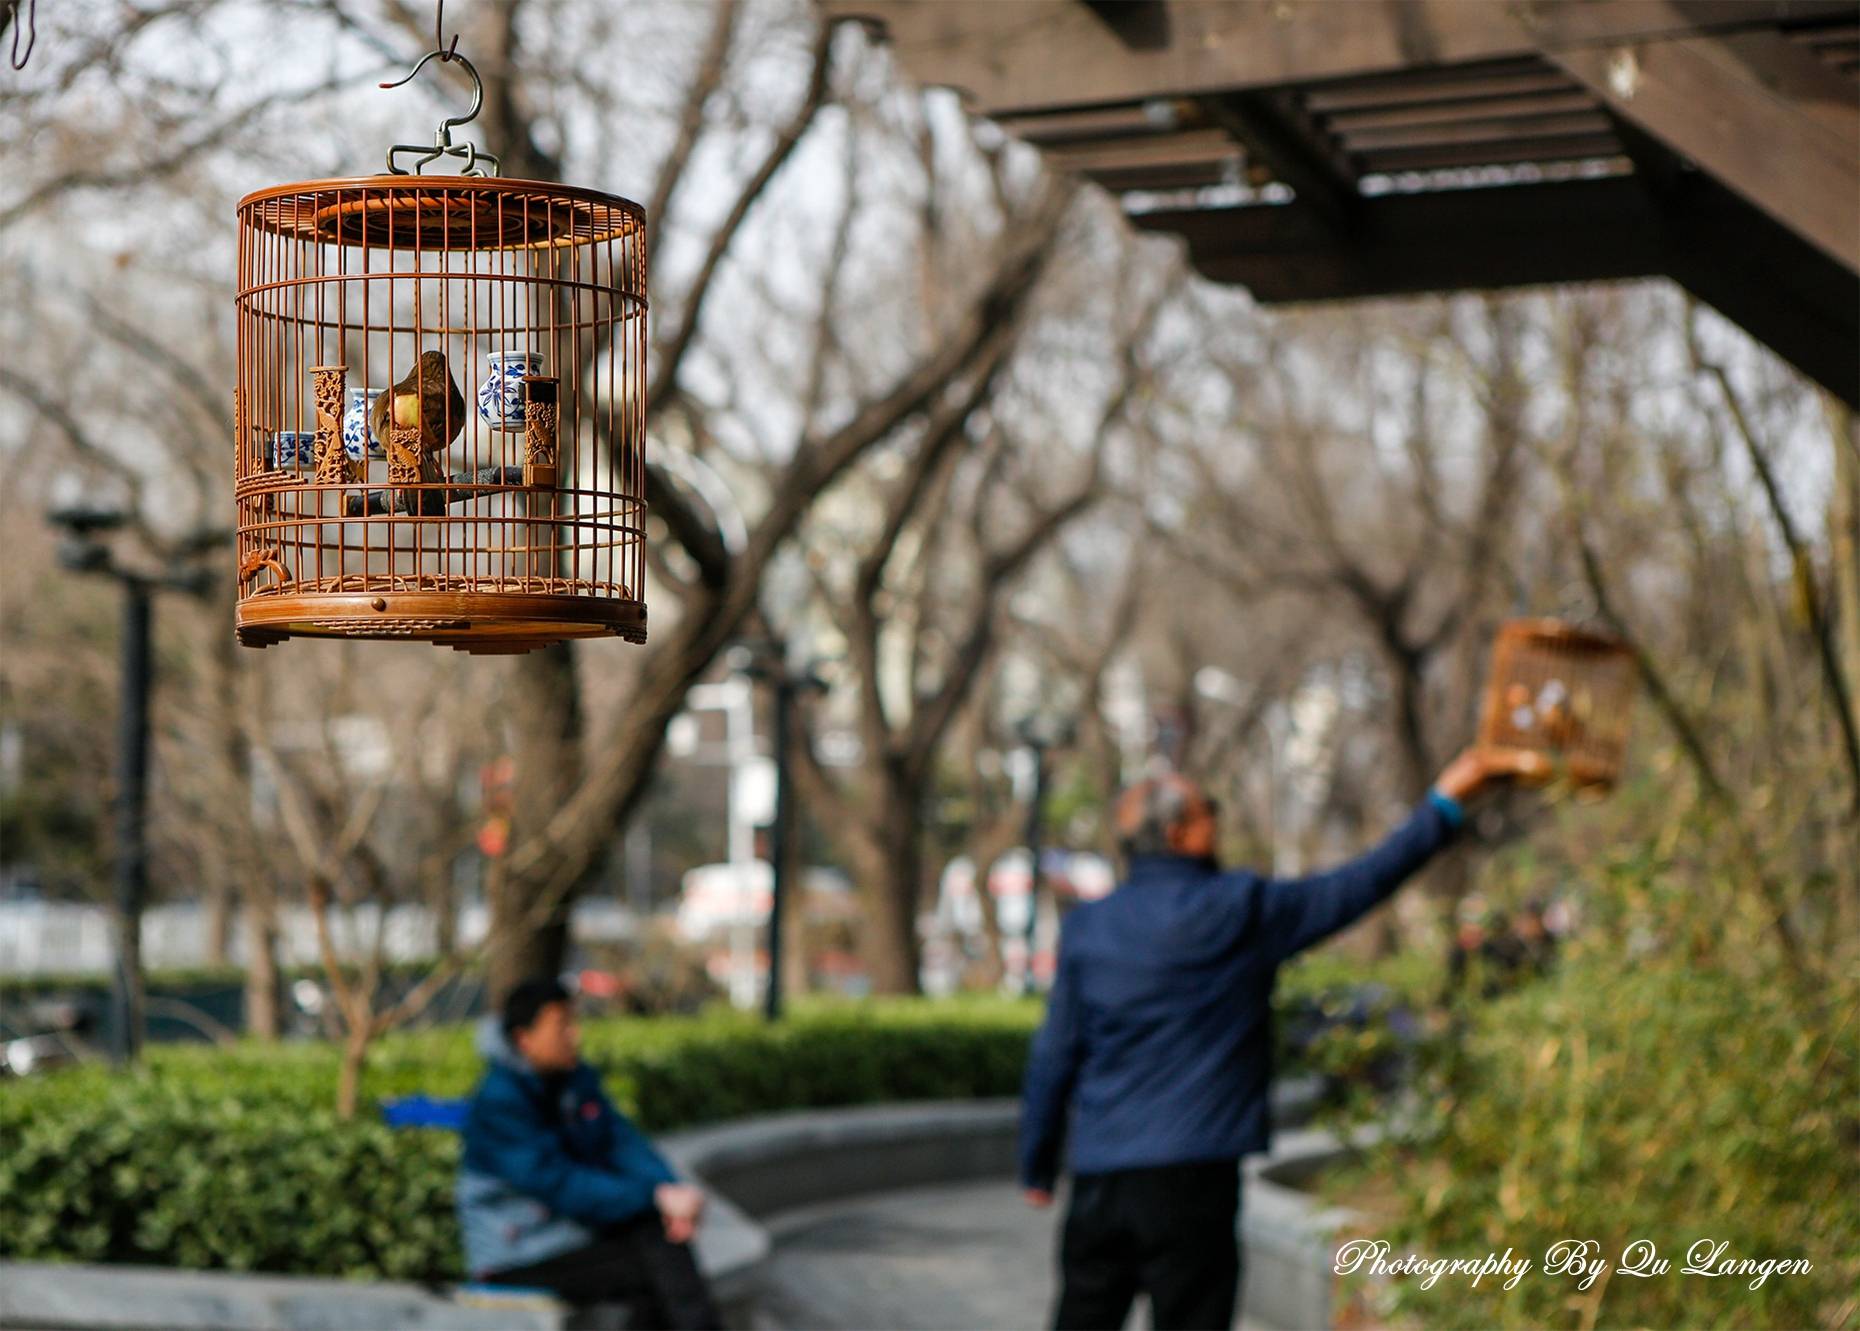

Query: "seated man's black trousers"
left=484, top=1212, right=723, bottom=1330
left=1053, top=1159, right=1242, bottom=1331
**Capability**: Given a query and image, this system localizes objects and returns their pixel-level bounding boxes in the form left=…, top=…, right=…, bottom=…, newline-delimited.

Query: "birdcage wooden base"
left=235, top=591, right=645, bottom=654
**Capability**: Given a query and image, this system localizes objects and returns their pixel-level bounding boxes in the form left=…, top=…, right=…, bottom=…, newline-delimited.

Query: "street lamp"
left=45, top=493, right=216, bottom=1064
left=740, top=644, right=828, bottom=1022
left=1014, top=713, right=1074, bottom=997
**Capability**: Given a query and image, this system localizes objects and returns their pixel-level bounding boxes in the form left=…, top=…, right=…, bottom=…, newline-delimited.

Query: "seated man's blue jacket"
left=1019, top=796, right=1459, bottom=1188
left=457, top=1019, right=677, bottom=1277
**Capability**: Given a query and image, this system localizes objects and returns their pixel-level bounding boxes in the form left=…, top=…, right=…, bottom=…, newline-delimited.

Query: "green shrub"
left=1, top=1088, right=460, bottom=1280
left=1328, top=949, right=1860, bottom=1329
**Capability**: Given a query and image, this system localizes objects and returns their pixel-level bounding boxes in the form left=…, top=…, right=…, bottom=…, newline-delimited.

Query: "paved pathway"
left=753, top=1179, right=1059, bottom=1331
left=752, top=1179, right=1271, bottom=1331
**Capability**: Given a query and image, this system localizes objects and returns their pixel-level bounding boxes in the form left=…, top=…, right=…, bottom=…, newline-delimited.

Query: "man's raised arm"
left=1257, top=747, right=1546, bottom=963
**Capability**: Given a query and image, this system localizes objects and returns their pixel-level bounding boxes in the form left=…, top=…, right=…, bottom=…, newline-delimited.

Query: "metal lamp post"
left=1014, top=714, right=1074, bottom=997
left=45, top=499, right=214, bottom=1063
left=742, top=647, right=828, bottom=1022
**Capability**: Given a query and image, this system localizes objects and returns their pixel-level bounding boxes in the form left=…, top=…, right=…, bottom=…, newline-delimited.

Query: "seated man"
left=458, top=977, right=722, bottom=1330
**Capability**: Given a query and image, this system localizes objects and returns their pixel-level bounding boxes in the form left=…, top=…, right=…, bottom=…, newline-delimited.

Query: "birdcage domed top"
left=239, top=176, right=646, bottom=254
left=1495, top=619, right=1625, bottom=656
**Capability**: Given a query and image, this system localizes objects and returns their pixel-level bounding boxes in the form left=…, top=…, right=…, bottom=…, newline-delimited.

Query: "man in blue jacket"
left=459, top=978, right=721, bottom=1330
left=1019, top=745, right=1544, bottom=1330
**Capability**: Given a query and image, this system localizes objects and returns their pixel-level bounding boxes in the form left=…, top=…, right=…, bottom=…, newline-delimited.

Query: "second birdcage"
left=1477, top=619, right=1636, bottom=788
left=233, top=175, right=647, bottom=654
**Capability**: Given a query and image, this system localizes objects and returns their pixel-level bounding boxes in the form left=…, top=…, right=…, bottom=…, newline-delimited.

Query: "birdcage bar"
left=234, top=175, right=647, bottom=653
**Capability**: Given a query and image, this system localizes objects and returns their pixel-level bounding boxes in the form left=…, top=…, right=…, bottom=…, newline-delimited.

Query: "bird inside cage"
left=368, top=351, right=466, bottom=515
left=1477, top=619, right=1636, bottom=790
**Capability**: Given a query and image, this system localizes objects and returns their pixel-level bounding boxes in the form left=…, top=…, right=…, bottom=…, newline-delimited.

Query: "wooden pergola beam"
left=1543, top=29, right=1860, bottom=269
left=1133, top=174, right=1859, bottom=405
left=1136, top=176, right=1666, bottom=298
left=1660, top=172, right=1860, bottom=406
left=821, top=0, right=1853, bottom=116
left=1205, top=91, right=1358, bottom=232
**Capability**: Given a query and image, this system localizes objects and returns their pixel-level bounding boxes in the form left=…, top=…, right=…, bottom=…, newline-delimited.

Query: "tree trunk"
left=493, top=642, right=583, bottom=1000
left=963, top=807, right=1023, bottom=989
left=243, top=894, right=280, bottom=1041
left=852, top=781, right=924, bottom=995
left=204, top=880, right=231, bottom=965
left=1385, top=641, right=1435, bottom=803
left=775, top=727, right=810, bottom=1003
left=336, top=1024, right=370, bottom=1120
left=866, top=840, right=923, bottom=995
left=1830, top=402, right=1860, bottom=717
left=429, top=866, right=459, bottom=961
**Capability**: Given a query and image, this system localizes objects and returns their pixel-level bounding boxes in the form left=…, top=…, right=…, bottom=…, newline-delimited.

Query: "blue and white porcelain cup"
left=267, top=431, right=316, bottom=470
left=477, top=350, right=544, bottom=432
left=342, top=387, right=385, bottom=461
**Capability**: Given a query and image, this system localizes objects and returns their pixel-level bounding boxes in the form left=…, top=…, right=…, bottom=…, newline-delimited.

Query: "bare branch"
left=648, top=20, right=834, bottom=406
left=1688, top=308, right=1860, bottom=814
left=2, top=69, right=365, bottom=231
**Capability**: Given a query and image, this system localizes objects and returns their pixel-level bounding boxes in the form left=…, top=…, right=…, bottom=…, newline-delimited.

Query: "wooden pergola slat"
left=1045, top=128, right=1240, bottom=173
left=1324, top=89, right=1601, bottom=133
left=1355, top=132, right=1624, bottom=172
left=1338, top=110, right=1615, bottom=151
left=1302, top=66, right=1581, bottom=115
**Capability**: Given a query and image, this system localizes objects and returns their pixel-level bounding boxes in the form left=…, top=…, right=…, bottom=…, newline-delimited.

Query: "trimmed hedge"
left=2, top=1090, right=460, bottom=1279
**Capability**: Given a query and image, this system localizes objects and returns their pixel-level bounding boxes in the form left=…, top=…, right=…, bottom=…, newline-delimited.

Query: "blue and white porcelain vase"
left=342, top=387, right=385, bottom=461
left=267, top=431, right=316, bottom=470
left=477, top=350, right=544, bottom=432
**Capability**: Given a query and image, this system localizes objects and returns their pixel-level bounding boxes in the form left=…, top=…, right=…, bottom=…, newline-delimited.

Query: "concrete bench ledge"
left=1240, top=1123, right=1384, bottom=1331
left=0, top=1262, right=561, bottom=1331
left=666, top=1098, right=1022, bottom=1220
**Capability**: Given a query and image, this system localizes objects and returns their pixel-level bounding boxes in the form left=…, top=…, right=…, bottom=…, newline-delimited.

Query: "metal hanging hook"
left=380, top=47, right=484, bottom=128
left=6, top=0, right=38, bottom=71
left=433, top=0, right=460, bottom=62
left=377, top=8, right=500, bottom=177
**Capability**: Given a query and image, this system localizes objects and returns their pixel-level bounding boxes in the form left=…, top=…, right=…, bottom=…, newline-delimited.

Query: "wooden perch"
left=343, top=467, right=528, bottom=517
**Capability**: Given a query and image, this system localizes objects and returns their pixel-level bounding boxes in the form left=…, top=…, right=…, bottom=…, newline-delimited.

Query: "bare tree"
left=782, top=262, right=1168, bottom=991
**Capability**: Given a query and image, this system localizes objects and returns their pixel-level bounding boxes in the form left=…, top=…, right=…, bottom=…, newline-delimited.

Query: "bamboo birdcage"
left=1477, top=619, right=1636, bottom=788
left=233, top=175, right=647, bottom=654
